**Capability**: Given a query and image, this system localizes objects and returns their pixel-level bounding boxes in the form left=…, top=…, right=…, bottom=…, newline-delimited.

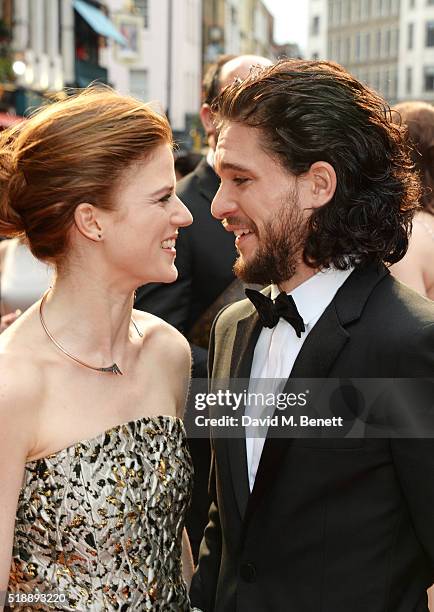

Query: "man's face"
left=212, top=122, right=312, bottom=285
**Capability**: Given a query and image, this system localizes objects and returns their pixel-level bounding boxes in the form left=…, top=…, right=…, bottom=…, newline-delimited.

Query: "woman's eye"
left=233, top=177, right=248, bottom=185
left=159, top=192, right=172, bottom=203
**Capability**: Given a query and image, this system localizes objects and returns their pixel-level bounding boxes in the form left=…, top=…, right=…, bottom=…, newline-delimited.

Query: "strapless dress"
left=8, top=415, right=199, bottom=611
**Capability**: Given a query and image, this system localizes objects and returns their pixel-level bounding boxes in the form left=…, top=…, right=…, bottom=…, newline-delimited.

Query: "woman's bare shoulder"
left=0, top=238, right=10, bottom=270
left=0, top=350, right=42, bottom=459
left=133, top=310, right=191, bottom=371
left=133, top=309, right=190, bottom=356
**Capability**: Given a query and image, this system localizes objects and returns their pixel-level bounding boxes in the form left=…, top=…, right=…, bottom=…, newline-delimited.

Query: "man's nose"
left=211, top=184, right=238, bottom=220
left=174, top=195, right=193, bottom=227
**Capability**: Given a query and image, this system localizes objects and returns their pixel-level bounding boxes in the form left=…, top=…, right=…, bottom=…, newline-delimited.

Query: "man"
left=190, top=60, right=434, bottom=611
left=134, top=54, right=272, bottom=564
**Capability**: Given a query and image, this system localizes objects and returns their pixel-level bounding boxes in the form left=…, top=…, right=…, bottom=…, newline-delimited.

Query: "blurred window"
left=424, top=66, right=434, bottom=90
left=345, top=36, right=351, bottom=59
left=409, top=0, right=415, bottom=6
left=365, top=32, right=371, bottom=59
left=355, top=31, right=361, bottom=60
left=406, top=66, right=412, bottom=94
left=343, top=0, right=350, bottom=24
left=335, top=37, right=341, bottom=61
left=58, top=0, right=62, bottom=52
left=44, top=0, right=49, bottom=55
left=361, top=0, right=371, bottom=19
left=130, top=69, right=149, bottom=101
left=408, top=22, right=414, bottom=49
left=373, top=70, right=380, bottom=92
left=384, top=69, right=390, bottom=97
left=426, top=21, right=434, bottom=46
left=312, top=15, right=320, bottom=35
left=134, top=0, right=149, bottom=28
left=376, top=29, right=382, bottom=55
left=385, top=29, right=391, bottom=55
left=336, top=0, right=342, bottom=24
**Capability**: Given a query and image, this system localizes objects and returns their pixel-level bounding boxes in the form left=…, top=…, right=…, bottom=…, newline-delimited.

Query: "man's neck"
left=278, top=264, right=318, bottom=294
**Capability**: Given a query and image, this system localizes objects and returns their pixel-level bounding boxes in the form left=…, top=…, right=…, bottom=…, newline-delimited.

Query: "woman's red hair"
left=0, top=86, right=173, bottom=265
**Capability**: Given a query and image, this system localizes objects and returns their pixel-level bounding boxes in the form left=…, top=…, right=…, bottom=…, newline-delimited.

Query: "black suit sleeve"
left=391, top=322, right=434, bottom=572
left=189, top=313, right=223, bottom=611
left=189, top=445, right=222, bottom=611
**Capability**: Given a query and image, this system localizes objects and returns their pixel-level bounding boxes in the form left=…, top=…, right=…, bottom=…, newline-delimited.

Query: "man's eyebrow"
left=216, top=161, right=252, bottom=174
left=149, top=185, right=174, bottom=198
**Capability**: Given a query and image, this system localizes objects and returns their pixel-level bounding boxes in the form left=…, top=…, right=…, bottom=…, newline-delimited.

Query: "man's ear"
left=199, top=103, right=214, bottom=135
left=304, top=161, right=337, bottom=209
left=74, top=203, right=103, bottom=242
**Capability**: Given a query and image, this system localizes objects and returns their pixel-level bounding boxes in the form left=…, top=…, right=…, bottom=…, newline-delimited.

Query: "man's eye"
left=233, top=177, right=248, bottom=185
left=159, top=192, right=172, bottom=203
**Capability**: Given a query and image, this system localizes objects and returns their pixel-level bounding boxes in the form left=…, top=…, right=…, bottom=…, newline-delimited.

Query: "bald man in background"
left=134, top=54, right=273, bottom=562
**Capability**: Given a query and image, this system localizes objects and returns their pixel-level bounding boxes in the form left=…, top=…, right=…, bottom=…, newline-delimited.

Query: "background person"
left=391, top=101, right=434, bottom=299
left=0, top=87, right=202, bottom=611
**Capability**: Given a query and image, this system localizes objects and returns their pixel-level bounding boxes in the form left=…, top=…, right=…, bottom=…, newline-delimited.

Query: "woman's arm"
left=0, top=363, right=37, bottom=605
left=182, top=528, right=194, bottom=588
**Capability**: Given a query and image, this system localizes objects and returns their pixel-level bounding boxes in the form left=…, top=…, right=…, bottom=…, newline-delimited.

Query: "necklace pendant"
left=98, top=363, right=123, bottom=375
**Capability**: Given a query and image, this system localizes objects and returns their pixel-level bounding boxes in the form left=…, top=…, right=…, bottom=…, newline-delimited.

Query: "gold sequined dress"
left=8, top=415, right=198, bottom=611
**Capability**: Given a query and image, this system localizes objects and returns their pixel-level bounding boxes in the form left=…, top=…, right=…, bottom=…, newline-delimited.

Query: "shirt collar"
left=206, top=147, right=215, bottom=169
left=270, top=267, right=354, bottom=327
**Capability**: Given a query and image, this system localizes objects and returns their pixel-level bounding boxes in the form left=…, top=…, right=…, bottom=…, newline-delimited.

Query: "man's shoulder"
left=213, top=292, right=261, bottom=332
left=370, top=273, right=434, bottom=328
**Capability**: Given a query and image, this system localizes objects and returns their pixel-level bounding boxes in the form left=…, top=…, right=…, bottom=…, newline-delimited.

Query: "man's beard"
left=233, top=191, right=307, bottom=286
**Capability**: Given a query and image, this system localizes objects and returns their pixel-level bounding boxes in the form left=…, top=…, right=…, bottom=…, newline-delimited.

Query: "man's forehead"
left=215, top=124, right=263, bottom=174
left=217, top=122, right=258, bottom=152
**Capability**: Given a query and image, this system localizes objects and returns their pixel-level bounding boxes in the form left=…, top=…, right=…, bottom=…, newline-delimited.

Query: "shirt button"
left=240, top=561, right=257, bottom=583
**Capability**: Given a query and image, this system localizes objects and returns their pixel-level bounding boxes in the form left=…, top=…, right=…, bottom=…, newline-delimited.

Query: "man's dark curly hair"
left=213, top=59, right=421, bottom=269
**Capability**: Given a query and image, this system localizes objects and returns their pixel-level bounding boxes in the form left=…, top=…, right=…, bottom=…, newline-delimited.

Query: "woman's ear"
left=74, top=203, right=103, bottom=241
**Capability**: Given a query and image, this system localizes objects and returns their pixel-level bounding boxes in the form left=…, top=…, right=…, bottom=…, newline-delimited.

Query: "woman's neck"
left=41, top=275, right=137, bottom=367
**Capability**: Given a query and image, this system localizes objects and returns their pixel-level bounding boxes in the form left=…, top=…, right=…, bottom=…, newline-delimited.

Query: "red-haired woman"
left=0, top=88, right=200, bottom=610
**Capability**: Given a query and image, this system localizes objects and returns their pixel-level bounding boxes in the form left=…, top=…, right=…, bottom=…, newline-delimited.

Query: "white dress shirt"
left=245, top=266, right=354, bottom=491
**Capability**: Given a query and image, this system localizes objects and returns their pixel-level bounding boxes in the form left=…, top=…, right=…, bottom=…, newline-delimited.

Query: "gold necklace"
left=39, top=291, right=143, bottom=375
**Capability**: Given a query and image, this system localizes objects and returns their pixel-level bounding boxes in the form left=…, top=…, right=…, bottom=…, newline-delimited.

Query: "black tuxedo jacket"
left=190, top=265, right=434, bottom=612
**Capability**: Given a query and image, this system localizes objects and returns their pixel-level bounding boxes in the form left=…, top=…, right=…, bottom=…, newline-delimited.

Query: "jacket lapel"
left=243, top=264, right=389, bottom=528
left=194, top=159, right=220, bottom=204
left=224, top=308, right=263, bottom=519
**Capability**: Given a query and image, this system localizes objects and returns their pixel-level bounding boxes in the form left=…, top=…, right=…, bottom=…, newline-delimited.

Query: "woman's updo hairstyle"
left=0, top=86, right=172, bottom=265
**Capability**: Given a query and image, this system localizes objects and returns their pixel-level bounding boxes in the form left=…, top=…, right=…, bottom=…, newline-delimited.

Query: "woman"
left=391, top=101, right=434, bottom=299
left=0, top=87, right=200, bottom=610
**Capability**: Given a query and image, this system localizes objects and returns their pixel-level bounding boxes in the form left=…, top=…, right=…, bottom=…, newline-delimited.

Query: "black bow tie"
left=245, top=288, right=306, bottom=337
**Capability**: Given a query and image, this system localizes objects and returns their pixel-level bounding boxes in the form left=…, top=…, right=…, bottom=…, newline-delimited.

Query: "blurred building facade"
left=203, top=0, right=275, bottom=70
left=307, top=0, right=401, bottom=103
left=2, top=0, right=128, bottom=115
left=306, top=0, right=434, bottom=104
left=102, top=0, right=202, bottom=141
